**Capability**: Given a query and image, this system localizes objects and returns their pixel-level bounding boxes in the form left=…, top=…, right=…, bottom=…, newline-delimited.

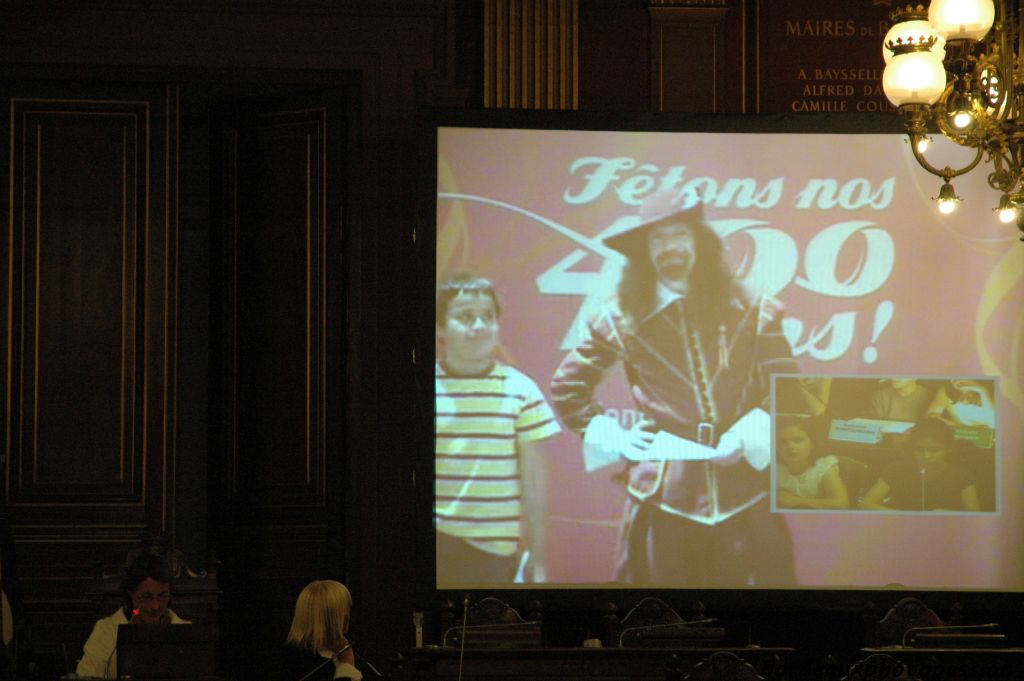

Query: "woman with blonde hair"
left=277, top=580, right=362, bottom=680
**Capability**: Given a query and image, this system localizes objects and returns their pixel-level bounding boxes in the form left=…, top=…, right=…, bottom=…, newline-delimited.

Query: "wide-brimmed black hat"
left=603, top=187, right=705, bottom=257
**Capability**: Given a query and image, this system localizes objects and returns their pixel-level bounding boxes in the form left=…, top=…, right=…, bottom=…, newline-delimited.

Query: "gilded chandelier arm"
left=901, top=104, right=986, bottom=181
left=882, top=0, right=1024, bottom=238
left=984, top=144, right=1020, bottom=193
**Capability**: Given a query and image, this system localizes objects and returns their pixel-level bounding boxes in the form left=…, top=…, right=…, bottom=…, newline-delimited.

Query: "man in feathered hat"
left=550, top=187, right=797, bottom=586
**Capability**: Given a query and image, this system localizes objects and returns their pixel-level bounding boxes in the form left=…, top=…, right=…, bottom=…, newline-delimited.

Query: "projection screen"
left=430, top=122, right=1024, bottom=592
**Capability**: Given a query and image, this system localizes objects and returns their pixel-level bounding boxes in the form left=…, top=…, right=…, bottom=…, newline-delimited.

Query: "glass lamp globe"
left=883, top=50, right=947, bottom=106
left=936, top=182, right=961, bottom=214
left=882, top=20, right=946, bottom=64
left=928, top=0, right=995, bottom=41
left=998, top=205, right=1018, bottom=223
left=996, top=195, right=1018, bottom=223
left=952, top=110, right=974, bottom=128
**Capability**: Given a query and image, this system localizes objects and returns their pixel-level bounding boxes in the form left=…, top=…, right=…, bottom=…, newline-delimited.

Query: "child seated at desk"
left=775, top=416, right=849, bottom=510
left=858, top=418, right=980, bottom=512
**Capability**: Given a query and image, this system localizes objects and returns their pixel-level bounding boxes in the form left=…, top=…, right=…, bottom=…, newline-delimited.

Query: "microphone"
left=355, top=650, right=384, bottom=678
left=453, top=593, right=469, bottom=646
left=901, top=623, right=1001, bottom=647
left=617, top=618, right=722, bottom=647
left=920, top=467, right=927, bottom=511
left=457, top=594, right=471, bottom=681
left=413, top=610, right=424, bottom=648
left=295, top=641, right=353, bottom=681
left=441, top=618, right=544, bottom=644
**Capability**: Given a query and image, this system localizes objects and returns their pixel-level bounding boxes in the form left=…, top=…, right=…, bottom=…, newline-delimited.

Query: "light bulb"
left=996, top=196, right=1018, bottom=223
left=935, top=182, right=961, bottom=214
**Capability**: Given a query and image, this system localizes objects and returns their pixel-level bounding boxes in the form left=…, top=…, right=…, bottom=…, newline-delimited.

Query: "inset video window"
left=771, top=376, right=998, bottom=514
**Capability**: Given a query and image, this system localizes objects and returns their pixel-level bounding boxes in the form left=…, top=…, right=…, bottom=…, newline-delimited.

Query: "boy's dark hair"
left=436, top=273, right=502, bottom=325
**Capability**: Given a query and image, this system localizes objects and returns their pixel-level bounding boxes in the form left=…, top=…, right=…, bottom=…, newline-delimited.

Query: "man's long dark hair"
left=618, top=218, right=745, bottom=339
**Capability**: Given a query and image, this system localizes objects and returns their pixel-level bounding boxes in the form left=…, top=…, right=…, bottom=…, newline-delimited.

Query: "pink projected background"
left=435, top=127, right=1024, bottom=590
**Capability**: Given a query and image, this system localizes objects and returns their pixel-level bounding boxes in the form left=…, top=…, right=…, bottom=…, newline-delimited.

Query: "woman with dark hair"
left=859, top=418, right=981, bottom=512
left=75, top=553, right=189, bottom=679
left=277, top=580, right=362, bottom=680
left=774, top=416, right=849, bottom=510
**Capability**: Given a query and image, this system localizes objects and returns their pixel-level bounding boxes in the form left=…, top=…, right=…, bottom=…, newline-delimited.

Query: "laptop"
left=116, top=623, right=219, bottom=680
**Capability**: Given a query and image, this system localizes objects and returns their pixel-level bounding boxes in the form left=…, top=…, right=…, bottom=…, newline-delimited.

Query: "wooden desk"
left=859, top=647, right=1024, bottom=680
left=399, top=646, right=792, bottom=681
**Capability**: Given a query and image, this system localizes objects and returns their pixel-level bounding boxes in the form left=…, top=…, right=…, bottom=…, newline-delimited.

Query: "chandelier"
left=881, top=0, right=1024, bottom=240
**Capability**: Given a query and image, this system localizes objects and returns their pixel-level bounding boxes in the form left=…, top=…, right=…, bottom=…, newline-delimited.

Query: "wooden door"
left=208, top=89, right=347, bottom=674
left=0, top=79, right=179, bottom=652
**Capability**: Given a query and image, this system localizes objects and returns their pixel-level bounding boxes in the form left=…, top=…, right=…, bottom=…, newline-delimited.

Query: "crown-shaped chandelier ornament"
left=881, top=0, right=1024, bottom=240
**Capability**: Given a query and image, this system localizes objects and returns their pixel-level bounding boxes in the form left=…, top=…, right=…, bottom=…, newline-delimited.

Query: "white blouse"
left=777, top=455, right=838, bottom=499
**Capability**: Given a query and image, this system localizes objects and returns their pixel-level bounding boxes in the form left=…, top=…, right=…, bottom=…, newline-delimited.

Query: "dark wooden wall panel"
left=652, top=20, right=718, bottom=111
left=223, top=108, right=328, bottom=509
left=2, top=1, right=457, bottom=671
left=2, top=84, right=178, bottom=663
left=649, top=4, right=745, bottom=113
left=13, top=531, right=144, bottom=608
left=10, top=101, right=144, bottom=500
left=4, top=88, right=175, bottom=528
left=578, top=3, right=649, bottom=111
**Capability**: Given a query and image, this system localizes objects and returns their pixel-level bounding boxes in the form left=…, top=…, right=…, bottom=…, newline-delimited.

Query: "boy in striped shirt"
left=435, top=274, right=561, bottom=586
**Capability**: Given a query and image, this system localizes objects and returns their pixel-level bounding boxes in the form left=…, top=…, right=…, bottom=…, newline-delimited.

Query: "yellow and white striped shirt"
left=435, top=362, right=560, bottom=556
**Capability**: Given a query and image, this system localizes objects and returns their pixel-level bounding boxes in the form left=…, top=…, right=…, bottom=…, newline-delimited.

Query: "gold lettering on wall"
left=785, top=19, right=858, bottom=38
left=757, top=2, right=896, bottom=114
left=788, top=61, right=895, bottom=113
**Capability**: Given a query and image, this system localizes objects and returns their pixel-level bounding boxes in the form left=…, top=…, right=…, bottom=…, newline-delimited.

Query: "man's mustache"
left=655, top=250, right=691, bottom=268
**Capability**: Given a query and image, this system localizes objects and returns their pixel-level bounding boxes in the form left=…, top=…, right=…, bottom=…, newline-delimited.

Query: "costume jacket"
left=551, top=291, right=796, bottom=524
